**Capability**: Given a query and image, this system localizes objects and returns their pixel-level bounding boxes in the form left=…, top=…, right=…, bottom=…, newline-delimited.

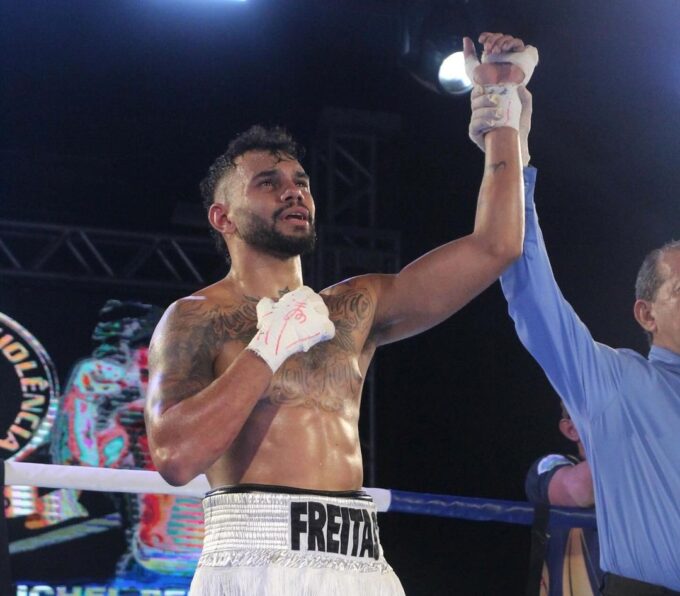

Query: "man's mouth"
left=279, top=208, right=310, bottom=223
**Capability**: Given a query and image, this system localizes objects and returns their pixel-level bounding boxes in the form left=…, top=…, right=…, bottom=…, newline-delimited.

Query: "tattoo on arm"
left=487, top=160, right=507, bottom=173
left=149, top=303, right=215, bottom=408
left=149, top=297, right=259, bottom=407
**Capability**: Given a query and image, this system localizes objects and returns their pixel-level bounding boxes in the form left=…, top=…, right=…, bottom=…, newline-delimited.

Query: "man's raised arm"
left=370, top=33, right=536, bottom=346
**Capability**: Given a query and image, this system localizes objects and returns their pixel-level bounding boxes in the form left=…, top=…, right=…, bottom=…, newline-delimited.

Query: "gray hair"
left=635, top=239, right=680, bottom=343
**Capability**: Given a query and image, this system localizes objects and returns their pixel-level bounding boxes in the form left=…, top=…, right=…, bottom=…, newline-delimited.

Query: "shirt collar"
left=649, top=345, right=680, bottom=366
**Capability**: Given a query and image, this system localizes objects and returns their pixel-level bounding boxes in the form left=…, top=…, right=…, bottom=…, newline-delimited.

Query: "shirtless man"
left=145, top=33, right=537, bottom=595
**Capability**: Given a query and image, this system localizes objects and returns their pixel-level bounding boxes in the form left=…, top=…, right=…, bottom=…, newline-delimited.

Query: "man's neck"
left=227, top=252, right=304, bottom=300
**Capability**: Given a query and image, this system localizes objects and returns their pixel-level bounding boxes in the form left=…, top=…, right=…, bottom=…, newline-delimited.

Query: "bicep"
left=547, top=467, right=578, bottom=506
left=371, top=236, right=508, bottom=345
left=145, top=301, right=217, bottom=425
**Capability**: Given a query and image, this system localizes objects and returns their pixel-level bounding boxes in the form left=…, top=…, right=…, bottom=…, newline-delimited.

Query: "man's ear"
left=633, top=299, right=656, bottom=335
left=208, top=202, right=236, bottom=235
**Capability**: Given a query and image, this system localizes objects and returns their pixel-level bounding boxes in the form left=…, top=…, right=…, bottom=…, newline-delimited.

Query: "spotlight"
left=401, top=1, right=475, bottom=96
left=438, top=50, right=472, bottom=95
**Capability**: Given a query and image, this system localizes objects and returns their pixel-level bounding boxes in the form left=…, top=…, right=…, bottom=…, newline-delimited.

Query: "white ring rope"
left=3, top=461, right=392, bottom=512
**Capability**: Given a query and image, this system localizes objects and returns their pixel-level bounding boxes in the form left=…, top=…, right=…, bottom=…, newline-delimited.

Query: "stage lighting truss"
left=0, top=220, right=226, bottom=291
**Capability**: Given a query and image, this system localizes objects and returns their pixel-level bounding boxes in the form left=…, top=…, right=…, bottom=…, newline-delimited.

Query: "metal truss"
left=315, top=225, right=401, bottom=286
left=312, top=107, right=401, bottom=229
left=0, top=219, right=226, bottom=292
left=311, top=108, right=402, bottom=486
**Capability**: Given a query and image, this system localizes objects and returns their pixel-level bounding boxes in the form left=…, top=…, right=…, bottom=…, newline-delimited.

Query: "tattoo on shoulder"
left=323, top=285, right=374, bottom=352
left=149, top=297, right=259, bottom=404
left=487, top=160, right=507, bottom=173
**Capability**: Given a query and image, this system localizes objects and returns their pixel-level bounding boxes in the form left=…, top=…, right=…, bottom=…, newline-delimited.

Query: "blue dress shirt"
left=501, top=167, right=680, bottom=590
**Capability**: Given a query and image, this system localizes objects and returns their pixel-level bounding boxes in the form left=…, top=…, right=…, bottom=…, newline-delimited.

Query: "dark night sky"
left=2, top=0, right=680, bottom=593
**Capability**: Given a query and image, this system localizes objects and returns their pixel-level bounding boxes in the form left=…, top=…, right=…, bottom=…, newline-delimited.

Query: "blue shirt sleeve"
left=500, top=168, right=625, bottom=424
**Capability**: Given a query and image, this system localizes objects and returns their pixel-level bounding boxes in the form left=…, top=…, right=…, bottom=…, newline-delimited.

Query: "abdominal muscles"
left=206, top=348, right=365, bottom=491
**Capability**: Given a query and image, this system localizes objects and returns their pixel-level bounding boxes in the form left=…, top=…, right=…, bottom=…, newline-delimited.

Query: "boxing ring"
left=2, top=460, right=597, bottom=594
left=4, top=461, right=596, bottom=526
left=3, top=303, right=599, bottom=595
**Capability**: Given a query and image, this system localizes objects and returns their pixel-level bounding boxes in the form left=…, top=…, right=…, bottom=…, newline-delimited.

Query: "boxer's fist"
left=247, top=286, right=336, bottom=373
left=464, top=33, right=538, bottom=161
left=463, top=36, right=528, bottom=87
left=477, top=32, right=538, bottom=86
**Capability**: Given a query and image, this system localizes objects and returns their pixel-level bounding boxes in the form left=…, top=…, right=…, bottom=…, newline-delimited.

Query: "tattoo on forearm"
left=487, top=160, right=507, bottom=173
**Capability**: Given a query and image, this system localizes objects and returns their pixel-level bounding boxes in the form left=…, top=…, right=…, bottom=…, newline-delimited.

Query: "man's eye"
left=259, top=180, right=274, bottom=187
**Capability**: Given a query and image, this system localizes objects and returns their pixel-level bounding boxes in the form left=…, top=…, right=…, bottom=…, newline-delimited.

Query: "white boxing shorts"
left=189, top=484, right=405, bottom=596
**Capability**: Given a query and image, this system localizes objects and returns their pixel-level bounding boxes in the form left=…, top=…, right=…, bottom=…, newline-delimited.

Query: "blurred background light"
left=438, top=50, right=472, bottom=95
left=401, top=0, right=474, bottom=96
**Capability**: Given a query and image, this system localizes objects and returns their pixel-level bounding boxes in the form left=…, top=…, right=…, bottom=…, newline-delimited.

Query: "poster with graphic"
left=2, top=303, right=203, bottom=596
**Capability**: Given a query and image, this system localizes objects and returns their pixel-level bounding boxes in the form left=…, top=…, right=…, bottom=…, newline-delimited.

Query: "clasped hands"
left=464, top=32, right=538, bottom=165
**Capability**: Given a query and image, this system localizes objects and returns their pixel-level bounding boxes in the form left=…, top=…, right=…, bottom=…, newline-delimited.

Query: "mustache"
left=272, top=206, right=312, bottom=223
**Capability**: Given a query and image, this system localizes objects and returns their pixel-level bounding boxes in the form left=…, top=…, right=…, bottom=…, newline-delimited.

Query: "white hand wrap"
left=470, top=84, right=522, bottom=138
left=247, top=286, right=336, bottom=373
left=466, top=45, right=539, bottom=152
left=482, top=45, right=539, bottom=87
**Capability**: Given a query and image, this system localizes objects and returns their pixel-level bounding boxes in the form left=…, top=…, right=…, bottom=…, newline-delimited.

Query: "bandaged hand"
left=469, top=84, right=522, bottom=146
left=464, top=34, right=538, bottom=163
left=247, top=286, right=336, bottom=373
left=517, top=85, right=532, bottom=166
left=469, top=84, right=533, bottom=165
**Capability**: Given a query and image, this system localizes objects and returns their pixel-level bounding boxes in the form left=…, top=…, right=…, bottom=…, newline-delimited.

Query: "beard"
left=238, top=209, right=316, bottom=259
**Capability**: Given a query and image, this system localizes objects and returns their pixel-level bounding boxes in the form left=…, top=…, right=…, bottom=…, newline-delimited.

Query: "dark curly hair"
left=635, top=239, right=680, bottom=344
left=200, top=125, right=305, bottom=260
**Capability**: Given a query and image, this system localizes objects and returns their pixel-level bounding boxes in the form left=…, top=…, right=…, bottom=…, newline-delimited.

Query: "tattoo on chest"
left=203, top=287, right=292, bottom=345
left=153, top=286, right=375, bottom=412
left=208, top=296, right=259, bottom=343
left=266, top=286, right=374, bottom=412
left=325, top=288, right=373, bottom=352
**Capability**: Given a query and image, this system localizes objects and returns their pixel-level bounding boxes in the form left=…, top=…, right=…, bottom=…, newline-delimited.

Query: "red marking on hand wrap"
left=285, top=332, right=321, bottom=350
left=275, top=301, right=308, bottom=355
left=283, top=301, right=309, bottom=322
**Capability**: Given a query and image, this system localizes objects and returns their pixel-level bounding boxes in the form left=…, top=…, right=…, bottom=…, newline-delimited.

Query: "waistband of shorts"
left=198, top=487, right=391, bottom=573
left=205, top=483, right=371, bottom=501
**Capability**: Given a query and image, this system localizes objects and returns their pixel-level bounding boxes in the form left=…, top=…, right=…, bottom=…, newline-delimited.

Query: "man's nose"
left=280, top=186, right=303, bottom=202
